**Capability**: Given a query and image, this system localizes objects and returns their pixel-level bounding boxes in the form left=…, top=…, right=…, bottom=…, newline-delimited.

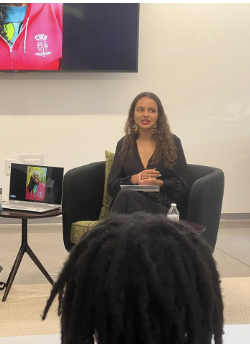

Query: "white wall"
left=0, top=3, right=250, bottom=214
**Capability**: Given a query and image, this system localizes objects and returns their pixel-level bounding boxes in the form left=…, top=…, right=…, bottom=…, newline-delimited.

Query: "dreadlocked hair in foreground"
left=120, top=92, right=177, bottom=169
left=0, top=4, right=8, bottom=42
left=43, top=212, right=223, bottom=344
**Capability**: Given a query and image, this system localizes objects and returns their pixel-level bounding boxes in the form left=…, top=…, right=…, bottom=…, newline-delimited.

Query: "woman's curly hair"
left=0, top=4, right=8, bottom=42
left=43, top=212, right=224, bottom=344
left=120, top=92, right=177, bottom=169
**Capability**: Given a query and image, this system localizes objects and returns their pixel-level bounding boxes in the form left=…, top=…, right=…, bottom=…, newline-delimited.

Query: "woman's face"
left=134, top=97, right=158, bottom=132
left=32, top=172, right=40, bottom=184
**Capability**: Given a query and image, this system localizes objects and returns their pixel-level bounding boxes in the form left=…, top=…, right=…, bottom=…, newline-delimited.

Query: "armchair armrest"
left=187, top=168, right=224, bottom=250
left=62, top=161, right=105, bottom=251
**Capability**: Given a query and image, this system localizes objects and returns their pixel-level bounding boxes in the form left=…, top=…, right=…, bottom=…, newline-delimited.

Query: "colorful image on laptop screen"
left=25, top=166, right=47, bottom=202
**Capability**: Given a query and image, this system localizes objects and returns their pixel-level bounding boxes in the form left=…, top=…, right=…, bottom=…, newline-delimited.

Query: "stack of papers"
left=120, top=185, right=160, bottom=193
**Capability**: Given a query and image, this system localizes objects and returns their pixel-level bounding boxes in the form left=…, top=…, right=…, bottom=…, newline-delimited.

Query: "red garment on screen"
left=0, top=3, right=62, bottom=70
left=25, top=182, right=46, bottom=201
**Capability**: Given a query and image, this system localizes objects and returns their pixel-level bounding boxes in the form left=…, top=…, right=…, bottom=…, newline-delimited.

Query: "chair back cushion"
left=99, top=151, right=115, bottom=220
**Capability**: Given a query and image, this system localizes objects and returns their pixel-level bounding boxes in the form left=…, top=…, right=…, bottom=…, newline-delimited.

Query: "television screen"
left=0, top=3, right=139, bottom=72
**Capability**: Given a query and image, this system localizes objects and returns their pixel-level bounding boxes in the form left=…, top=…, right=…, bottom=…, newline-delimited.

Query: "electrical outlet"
left=24, top=158, right=40, bottom=165
left=5, top=159, right=15, bottom=175
left=19, top=155, right=44, bottom=165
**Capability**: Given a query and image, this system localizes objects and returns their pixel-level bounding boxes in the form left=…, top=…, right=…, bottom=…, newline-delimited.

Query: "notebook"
left=2, top=163, right=64, bottom=213
left=120, top=185, right=160, bottom=192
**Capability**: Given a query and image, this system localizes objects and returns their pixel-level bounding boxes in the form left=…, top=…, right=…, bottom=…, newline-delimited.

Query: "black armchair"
left=62, top=162, right=224, bottom=252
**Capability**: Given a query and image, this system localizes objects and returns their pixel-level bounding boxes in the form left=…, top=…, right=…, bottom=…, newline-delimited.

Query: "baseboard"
left=220, top=213, right=250, bottom=220
left=0, top=214, right=62, bottom=225
left=0, top=213, right=250, bottom=224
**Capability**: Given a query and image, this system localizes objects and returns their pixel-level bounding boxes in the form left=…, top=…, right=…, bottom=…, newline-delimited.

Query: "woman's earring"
left=131, top=121, right=139, bottom=133
left=151, top=124, right=158, bottom=133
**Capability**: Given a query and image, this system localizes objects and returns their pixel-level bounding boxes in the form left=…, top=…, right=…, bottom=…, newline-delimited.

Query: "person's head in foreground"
left=43, top=212, right=224, bottom=344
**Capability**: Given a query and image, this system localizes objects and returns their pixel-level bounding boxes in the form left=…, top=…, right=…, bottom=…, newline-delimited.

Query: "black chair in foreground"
left=62, top=159, right=224, bottom=252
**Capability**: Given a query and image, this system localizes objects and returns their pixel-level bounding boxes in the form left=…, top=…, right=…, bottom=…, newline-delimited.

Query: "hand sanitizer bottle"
left=167, top=203, right=179, bottom=221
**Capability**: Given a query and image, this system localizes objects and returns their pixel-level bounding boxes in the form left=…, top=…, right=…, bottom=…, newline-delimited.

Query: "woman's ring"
left=148, top=176, right=151, bottom=179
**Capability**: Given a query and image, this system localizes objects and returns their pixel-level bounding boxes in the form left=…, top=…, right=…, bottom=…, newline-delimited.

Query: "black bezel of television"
left=0, top=3, right=139, bottom=73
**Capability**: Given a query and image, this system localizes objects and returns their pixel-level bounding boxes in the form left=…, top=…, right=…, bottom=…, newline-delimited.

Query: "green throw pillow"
left=99, top=151, right=115, bottom=220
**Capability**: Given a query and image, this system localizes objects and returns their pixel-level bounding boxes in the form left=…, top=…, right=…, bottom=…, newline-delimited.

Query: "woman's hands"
left=131, top=168, right=163, bottom=187
left=138, top=168, right=161, bottom=180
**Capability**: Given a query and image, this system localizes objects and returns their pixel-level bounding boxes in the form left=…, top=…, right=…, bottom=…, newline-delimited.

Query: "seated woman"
left=108, top=91, right=189, bottom=214
left=43, top=212, right=224, bottom=344
left=25, top=170, right=45, bottom=201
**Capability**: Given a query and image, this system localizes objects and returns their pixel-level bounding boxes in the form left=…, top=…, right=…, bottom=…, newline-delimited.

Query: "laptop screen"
left=9, top=163, right=64, bottom=204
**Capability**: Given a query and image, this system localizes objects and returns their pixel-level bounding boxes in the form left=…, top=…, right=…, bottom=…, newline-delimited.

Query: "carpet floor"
left=0, top=284, right=60, bottom=337
left=221, top=277, right=250, bottom=325
left=0, top=277, right=249, bottom=337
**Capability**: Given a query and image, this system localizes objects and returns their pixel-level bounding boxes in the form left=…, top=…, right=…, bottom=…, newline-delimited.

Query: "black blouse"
left=107, top=135, right=189, bottom=207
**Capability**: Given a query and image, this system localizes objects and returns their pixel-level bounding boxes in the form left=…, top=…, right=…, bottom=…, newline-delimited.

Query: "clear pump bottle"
left=167, top=203, right=179, bottom=221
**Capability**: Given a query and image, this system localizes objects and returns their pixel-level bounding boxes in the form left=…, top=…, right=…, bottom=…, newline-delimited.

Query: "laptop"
left=2, top=163, right=64, bottom=213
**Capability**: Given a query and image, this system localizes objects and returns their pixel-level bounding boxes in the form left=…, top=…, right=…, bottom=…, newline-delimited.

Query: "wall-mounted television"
left=0, top=3, right=139, bottom=72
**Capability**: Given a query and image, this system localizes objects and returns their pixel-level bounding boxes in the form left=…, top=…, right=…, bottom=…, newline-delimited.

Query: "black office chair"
left=62, top=162, right=224, bottom=252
